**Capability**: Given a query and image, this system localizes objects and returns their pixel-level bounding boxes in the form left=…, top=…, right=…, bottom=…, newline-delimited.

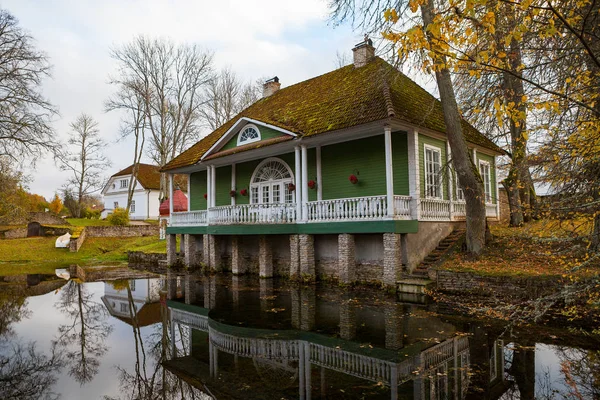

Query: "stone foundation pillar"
left=339, top=296, right=356, bottom=340
left=231, top=236, right=245, bottom=275
left=338, top=234, right=356, bottom=284
left=384, top=303, right=403, bottom=350
left=260, top=279, right=273, bottom=312
left=300, top=287, right=316, bottom=331
left=207, top=235, right=221, bottom=272
left=203, top=276, right=216, bottom=309
left=299, top=234, right=315, bottom=278
left=184, top=271, right=198, bottom=305
left=166, top=234, right=177, bottom=266
left=202, top=234, right=210, bottom=266
left=178, top=234, right=185, bottom=256
left=166, top=269, right=177, bottom=300
left=258, top=235, right=273, bottom=278
left=184, top=234, right=197, bottom=268
left=289, top=234, right=300, bottom=278
left=383, top=233, right=402, bottom=287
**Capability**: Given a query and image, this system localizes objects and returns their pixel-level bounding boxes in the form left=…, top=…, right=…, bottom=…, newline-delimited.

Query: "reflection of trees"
left=0, top=288, right=30, bottom=337
left=0, top=288, right=64, bottom=400
left=554, top=346, right=600, bottom=399
left=56, top=280, right=113, bottom=385
left=0, top=341, right=65, bottom=400
left=105, top=284, right=208, bottom=400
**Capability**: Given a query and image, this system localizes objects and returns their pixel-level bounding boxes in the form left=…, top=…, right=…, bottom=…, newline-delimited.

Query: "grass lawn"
left=0, top=235, right=167, bottom=276
left=66, top=218, right=112, bottom=226
left=439, top=219, right=597, bottom=277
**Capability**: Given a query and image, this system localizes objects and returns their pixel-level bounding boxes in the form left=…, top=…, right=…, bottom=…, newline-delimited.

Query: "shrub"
left=107, top=207, right=130, bottom=226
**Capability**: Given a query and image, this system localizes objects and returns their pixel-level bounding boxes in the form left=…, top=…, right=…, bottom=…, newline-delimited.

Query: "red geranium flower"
left=240, top=188, right=248, bottom=196
left=308, top=180, right=316, bottom=189
left=349, top=174, right=358, bottom=184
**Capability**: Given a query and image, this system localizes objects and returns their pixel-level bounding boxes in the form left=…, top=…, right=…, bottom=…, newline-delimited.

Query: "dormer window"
left=120, top=179, right=128, bottom=189
left=237, top=124, right=261, bottom=146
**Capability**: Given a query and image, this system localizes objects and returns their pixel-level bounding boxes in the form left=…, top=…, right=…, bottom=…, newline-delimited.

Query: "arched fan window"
left=250, top=158, right=294, bottom=204
left=237, top=124, right=261, bottom=146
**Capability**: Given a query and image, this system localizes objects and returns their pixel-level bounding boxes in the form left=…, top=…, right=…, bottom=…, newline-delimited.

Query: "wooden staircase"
left=412, top=229, right=465, bottom=277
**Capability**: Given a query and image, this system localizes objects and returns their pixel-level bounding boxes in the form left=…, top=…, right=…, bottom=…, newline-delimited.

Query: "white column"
left=384, top=125, right=394, bottom=217
left=295, top=146, right=302, bottom=220
left=301, top=145, right=308, bottom=222
left=316, top=146, right=322, bottom=201
left=187, top=173, right=191, bottom=211
left=472, top=148, right=478, bottom=165
left=407, top=129, right=420, bottom=220
left=446, top=141, right=453, bottom=220
left=168, top=174, right=174, bottom=218
left=206, top=167, right=211, bottom=208
left=494, top=155, right=500, bottom=218
left=231, top=163, right=236, bottom=206
left=211, top=165, right=216, bottom=208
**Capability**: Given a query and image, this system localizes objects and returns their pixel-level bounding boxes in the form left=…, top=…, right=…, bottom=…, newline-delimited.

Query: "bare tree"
left=59, top=113, right=110, bottom=218
left=106, top=81, right=146, bottom=212
left=201, top=68, right=261, bottom=131
left=335, top=50, right=351, bottom=68
left=0, top=9, right=58, bottom=162
left=109, top=36, right=213, bottom=198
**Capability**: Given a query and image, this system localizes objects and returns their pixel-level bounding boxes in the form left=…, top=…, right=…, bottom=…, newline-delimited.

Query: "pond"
left=0, top=272, right=598, bottom=399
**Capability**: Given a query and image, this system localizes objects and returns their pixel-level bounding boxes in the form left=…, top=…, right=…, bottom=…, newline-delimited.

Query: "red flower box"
left=240, top=188, right=248, bottom=196
left=230, top=190, right=236, bottom=197
left=349, top=174, right=358, bottom=184
left=288, top=183, right=296, bottom=192
left=203, top=193, right=208, bottom=199
left=308, top=180, right=316, bottom=189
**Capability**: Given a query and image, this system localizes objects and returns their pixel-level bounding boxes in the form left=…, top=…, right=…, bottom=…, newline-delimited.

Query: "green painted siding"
left=419, top=134, right=449, bottom=200
left=221, top=124, right=286, bottom=151
left=321, top=136, right=387, bottom=200
left=215, top=165, right=232, bottom=206
left=476, top=151, right=497, bottom=204
left=392, top=132, right=409, bottom=196
left=189, top=171, right=207, bottom=210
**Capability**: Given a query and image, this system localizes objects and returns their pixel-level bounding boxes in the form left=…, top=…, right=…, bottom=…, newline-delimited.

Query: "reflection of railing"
left=210, top=327, right=300, bottom=359
left=170, top=308, right=208, bottom=332
left=170, top=211, right=207, bottom=227
left=209, top=203, right=297, bottom=225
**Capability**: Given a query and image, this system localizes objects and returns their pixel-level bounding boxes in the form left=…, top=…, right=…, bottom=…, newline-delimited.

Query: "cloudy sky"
left=3, top=0, right=363, bottom=199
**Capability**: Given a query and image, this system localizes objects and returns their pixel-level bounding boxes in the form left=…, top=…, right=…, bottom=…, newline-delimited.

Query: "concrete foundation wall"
left=404, top=221, right=464, bottom=269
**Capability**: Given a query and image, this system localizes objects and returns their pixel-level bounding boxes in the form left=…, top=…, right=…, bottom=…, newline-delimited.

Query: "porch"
left=169, top=195, right=499, bottom=227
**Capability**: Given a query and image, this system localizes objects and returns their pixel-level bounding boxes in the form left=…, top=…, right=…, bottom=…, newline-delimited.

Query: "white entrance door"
left=259, top=182, right=283, bottom=204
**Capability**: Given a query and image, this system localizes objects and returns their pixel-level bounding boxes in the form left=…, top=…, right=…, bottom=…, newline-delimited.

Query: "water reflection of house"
left=101, top=278, right=163, bottom=327
left=160, top=274, right=512, bottom=400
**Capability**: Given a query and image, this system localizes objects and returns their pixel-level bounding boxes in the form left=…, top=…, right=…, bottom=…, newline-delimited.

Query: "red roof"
left=159, top=189, right=188, bottom=216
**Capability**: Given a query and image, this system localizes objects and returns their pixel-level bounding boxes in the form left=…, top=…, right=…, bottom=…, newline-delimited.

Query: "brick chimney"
left=352, top=36, right=375, bottom=68
left=262, top=76, right=280, bottom=98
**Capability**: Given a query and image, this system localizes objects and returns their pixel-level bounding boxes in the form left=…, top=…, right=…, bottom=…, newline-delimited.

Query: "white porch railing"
left=170, top=210, right=207, bottom=226
left=452, top=201, right=466, bottom=219
left=209, top=203, right=297, bottom=225
left=306, top=195, right=388, bottom=222
left=420, top=199, right=451, bottom=220
left=393, top=195, right=412, bottom=218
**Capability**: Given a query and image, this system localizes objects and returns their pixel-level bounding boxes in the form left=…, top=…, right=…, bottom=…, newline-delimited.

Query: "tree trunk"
left=421, top=0, right=487, bottom=255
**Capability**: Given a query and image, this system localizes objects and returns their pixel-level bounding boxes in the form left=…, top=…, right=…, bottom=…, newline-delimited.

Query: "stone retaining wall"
left=69, top=228, right=86, bottom=252
left=3, top=227, right=27, bottom=239
left=433, top=269, right=564, bottom=299
left=86, top=225, right=158, bottom=237
left=128, top=251, right=167, bottom=265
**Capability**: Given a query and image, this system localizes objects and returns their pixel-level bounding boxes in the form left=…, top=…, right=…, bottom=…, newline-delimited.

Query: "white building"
left=101, top=278, right=163, bottom=326
left=101, top=164, right=187, bottom=220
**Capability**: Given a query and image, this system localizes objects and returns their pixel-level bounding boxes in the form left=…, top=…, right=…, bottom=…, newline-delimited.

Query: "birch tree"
left=0, top=9, right=58, bottom=161
left=59, top=113, right=110, bottom=218
left=109, top=37, right=213, bottom=198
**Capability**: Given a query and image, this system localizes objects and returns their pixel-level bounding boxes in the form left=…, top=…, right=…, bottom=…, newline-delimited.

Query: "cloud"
left=3, top=0, right=356, bottom=199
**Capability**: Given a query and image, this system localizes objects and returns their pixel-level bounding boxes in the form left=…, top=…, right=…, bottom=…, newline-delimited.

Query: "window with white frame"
left=120, top=179, right=128, bottom=189
left=479, top=160, right=492, bottom=203
left=454, top=171, right=465, bottom=201
left=129, top=280, right=136, bottom=291
left=424, top=145, right=442, bottom=199
left=130, top=200, right=135, bottom=213
left=250, top=158, right=294, bottom=204
left=237, top=124, right=261, bottom=146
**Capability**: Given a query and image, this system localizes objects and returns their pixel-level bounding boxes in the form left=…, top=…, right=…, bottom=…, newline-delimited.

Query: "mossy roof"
left=112, top=163, right=187, bottom=190
left=162, top=57, right=502, bottom=171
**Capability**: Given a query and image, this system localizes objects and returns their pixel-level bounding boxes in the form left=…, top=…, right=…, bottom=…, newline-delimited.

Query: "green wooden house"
left=162, top=39, right=502, bottom=286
